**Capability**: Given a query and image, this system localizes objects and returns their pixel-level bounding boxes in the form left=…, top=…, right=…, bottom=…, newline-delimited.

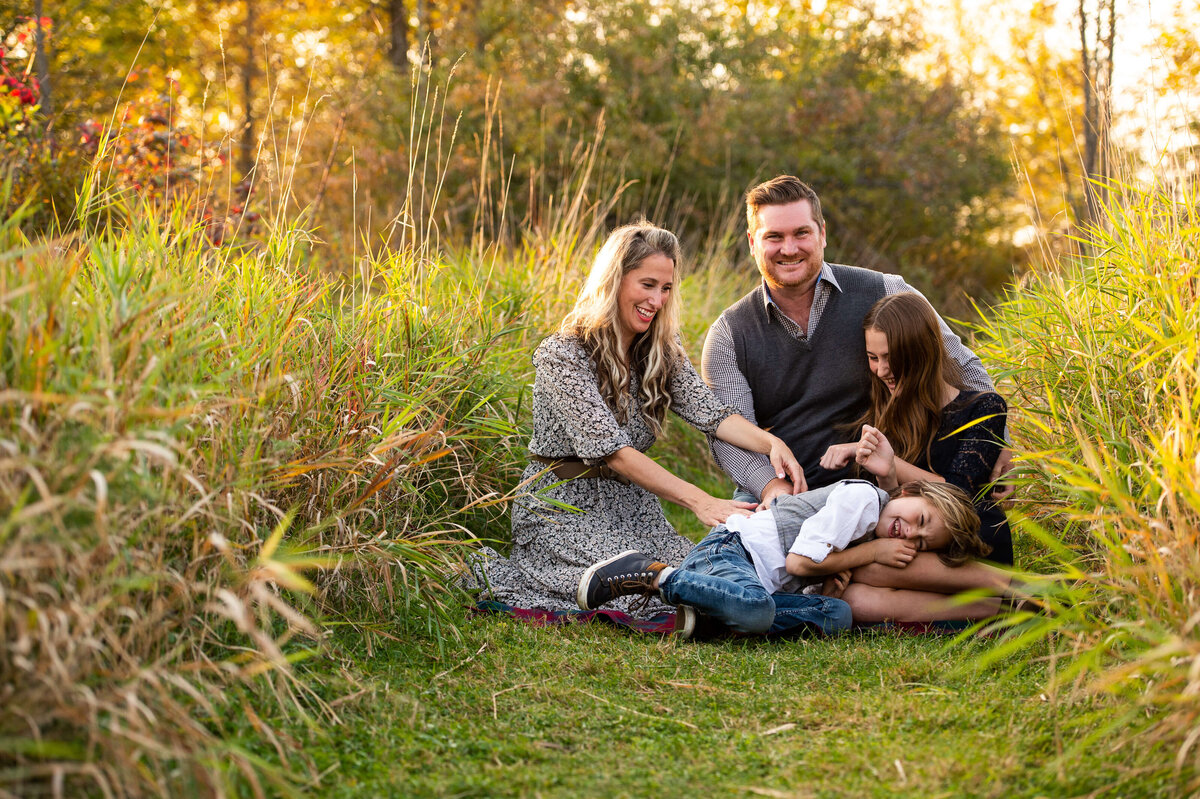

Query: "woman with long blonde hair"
left=477, top=221, right=803, bottom=615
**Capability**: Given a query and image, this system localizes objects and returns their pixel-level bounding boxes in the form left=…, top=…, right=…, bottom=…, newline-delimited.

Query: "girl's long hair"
left=858, top=293, right=962, bottom=467
left=559, top=221, right=684, bottom=436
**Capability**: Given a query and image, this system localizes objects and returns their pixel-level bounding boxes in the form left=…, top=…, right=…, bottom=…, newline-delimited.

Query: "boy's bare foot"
left=820, top=570, right=852, bottom=599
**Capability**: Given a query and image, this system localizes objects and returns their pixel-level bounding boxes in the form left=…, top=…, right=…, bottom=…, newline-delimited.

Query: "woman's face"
left=865, top=327, right=896, bottom=393
left=615, top=253, right=674, bottom=347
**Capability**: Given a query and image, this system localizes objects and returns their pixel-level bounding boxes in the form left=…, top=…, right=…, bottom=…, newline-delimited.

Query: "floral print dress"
left=476, top=333, right=735, bottom=615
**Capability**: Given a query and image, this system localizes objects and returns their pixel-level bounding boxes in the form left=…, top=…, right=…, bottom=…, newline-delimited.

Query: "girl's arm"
left=860, top=395, right=1008, bottom=498
left=851, top=554, right=1011, bottom=594
left=855, top=425, right=941, bottom=489
left=604, top=446, right=756, bottom=527
left=884, top=455, right=941, bottom=487
left=713, top=414, right=807, bottom=493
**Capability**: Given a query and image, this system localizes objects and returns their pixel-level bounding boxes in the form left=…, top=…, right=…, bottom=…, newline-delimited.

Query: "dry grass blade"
left=977, top=173, right=1200, bottom=790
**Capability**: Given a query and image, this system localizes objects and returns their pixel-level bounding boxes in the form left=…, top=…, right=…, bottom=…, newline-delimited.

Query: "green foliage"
left=0, top=183, right=528, bottom=794
left=12, top=0, right=1023, bottom=304
left=398, top=0, right=1020, bottom=304
left=236, top=617, right=1180, bottom=798
left=976, top=175, right=1200, bottom=792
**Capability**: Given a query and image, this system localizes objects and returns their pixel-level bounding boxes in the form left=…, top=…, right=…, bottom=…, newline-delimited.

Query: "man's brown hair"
left=745, top=175, right=825, bottom=236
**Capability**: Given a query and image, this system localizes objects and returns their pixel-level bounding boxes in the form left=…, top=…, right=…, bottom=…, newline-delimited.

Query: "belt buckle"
left=598, top=464, right=631, bottom=486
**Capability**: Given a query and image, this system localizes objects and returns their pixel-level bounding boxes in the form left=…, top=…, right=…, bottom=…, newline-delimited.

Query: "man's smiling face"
left=748, top=199, right=827, bottom=294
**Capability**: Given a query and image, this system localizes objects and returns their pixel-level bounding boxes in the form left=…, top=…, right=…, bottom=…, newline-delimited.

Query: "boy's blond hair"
left=889, top=480, right=989, bottom=567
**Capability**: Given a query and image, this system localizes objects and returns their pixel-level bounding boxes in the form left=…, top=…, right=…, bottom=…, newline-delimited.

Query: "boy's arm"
left=786, top=538, right=916, bottom=577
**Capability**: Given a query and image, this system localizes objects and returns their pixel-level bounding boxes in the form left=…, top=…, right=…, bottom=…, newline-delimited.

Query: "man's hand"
left=758, top=477, right=795, bottom=510
left=989, top=448, right=1015, bottom=503
left=820, top=442, right=858, bottom=470
left=766, top=436, right=807, bottom=495
left=871, top=538, right=916, bottom=568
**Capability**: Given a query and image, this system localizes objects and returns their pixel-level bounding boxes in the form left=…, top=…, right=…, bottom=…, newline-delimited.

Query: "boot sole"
left=673, top=605, right=696, bottom=638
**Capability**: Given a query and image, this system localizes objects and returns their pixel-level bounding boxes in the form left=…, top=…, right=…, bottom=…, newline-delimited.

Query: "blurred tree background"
left=2, top=0, right=1197, bottom=305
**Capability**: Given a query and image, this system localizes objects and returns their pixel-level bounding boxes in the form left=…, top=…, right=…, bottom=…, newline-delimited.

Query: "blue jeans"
left=732, top=488, right=759, bottom=505
left=658, top=527, right=852, bottom=636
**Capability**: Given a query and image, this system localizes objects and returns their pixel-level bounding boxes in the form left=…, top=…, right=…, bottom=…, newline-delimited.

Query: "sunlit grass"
left=976, top=173, right=1200, bottom=792
left=0, top=179, right=532, bottom=793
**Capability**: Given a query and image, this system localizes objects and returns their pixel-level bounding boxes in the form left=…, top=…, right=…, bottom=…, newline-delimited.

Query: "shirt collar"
left=760, top=262, right=840, bottom=314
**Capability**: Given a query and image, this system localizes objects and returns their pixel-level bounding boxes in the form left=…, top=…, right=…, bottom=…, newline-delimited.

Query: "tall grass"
left=978, top=174, right=1200, bottom=791
left=0, top=183, right=531, bottom=794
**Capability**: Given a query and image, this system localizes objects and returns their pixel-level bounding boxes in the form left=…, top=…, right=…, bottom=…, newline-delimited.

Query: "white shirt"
left=732, top=482, right=882, bottom=595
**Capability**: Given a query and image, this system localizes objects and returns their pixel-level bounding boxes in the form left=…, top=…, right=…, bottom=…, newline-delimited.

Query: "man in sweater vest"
left=701, top=175, right=1006, bottom=507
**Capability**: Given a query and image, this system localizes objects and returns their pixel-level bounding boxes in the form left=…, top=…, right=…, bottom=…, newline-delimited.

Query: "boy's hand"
left=758, top=478, right=794, bottom=510
left=820, top=570, right=852, bottom=599
left=820, top=442, right=858, bottom=470
left=855, top=425, right=896, bottom=481
left=871, top=538, right=916, bottom=568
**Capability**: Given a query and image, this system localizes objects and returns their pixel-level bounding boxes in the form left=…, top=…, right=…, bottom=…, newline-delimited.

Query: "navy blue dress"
left=917, top=390, right=1013, bottom=565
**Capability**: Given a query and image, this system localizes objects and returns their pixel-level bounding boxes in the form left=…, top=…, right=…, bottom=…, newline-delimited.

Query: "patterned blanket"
left=471, top=600, right=678, bottom=634
left=471, top=600, right=970, bottom=636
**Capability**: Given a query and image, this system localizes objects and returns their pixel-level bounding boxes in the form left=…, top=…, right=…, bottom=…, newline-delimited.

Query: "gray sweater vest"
left=724, top=264, right=887, bottom=488
left=770, top=480, right=890, bottom=555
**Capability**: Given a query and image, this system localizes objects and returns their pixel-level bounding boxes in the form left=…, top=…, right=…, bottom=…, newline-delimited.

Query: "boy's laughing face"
left=876, top=496, right=950, bottom=552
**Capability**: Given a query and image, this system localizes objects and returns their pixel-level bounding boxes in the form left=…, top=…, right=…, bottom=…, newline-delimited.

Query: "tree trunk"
left=239, top=0, right=258, bottom=178
left=1079, top=0, right=1116, bottom=226
left=417, top=0, right=435, bottom=64
left=33, top=0, right=51, bottom=116
left=390, top=0, right=409, bottom=72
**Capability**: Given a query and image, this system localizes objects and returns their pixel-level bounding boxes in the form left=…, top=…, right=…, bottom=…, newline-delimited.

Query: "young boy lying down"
left=577, top=472, right=1000, bottom=636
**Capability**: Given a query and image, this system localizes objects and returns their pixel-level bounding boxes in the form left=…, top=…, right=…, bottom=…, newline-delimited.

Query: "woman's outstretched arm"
left=604, top=446, right=757, bottom=527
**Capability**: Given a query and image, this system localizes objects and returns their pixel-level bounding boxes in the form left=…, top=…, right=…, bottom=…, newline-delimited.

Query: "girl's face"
left=876, top=495, right=950, bottom=552
left=615, top=253, right=674, bottom=347
left=865, top=327, right=896, bottom=393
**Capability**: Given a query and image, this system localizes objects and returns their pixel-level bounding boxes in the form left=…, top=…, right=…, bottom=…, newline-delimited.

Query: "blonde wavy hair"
left=560, top=221, right=684, bottom=436
left=889, top=481, right=989, bottom=567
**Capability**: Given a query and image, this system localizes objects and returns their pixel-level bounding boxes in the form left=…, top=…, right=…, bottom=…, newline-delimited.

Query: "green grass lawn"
left=277, top=614, right=1169, bottom=799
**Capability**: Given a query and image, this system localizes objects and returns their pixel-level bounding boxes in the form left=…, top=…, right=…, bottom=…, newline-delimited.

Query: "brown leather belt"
left=531, top=455, right=631, bottom=485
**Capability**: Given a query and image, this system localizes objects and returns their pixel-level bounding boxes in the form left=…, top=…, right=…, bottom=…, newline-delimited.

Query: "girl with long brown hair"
left=822, top=291, right=1012, bottom=563
left=817, top=292, right=1015, bottom=622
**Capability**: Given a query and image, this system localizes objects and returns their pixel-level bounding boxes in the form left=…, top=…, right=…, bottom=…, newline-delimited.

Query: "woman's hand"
left=820, top=442, right=858, bottom=470
left=855, top=425, right=897, bottom=485
left=691, top=495, right=757, bottom=528
left=766, top=435, right=807, bottom=494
